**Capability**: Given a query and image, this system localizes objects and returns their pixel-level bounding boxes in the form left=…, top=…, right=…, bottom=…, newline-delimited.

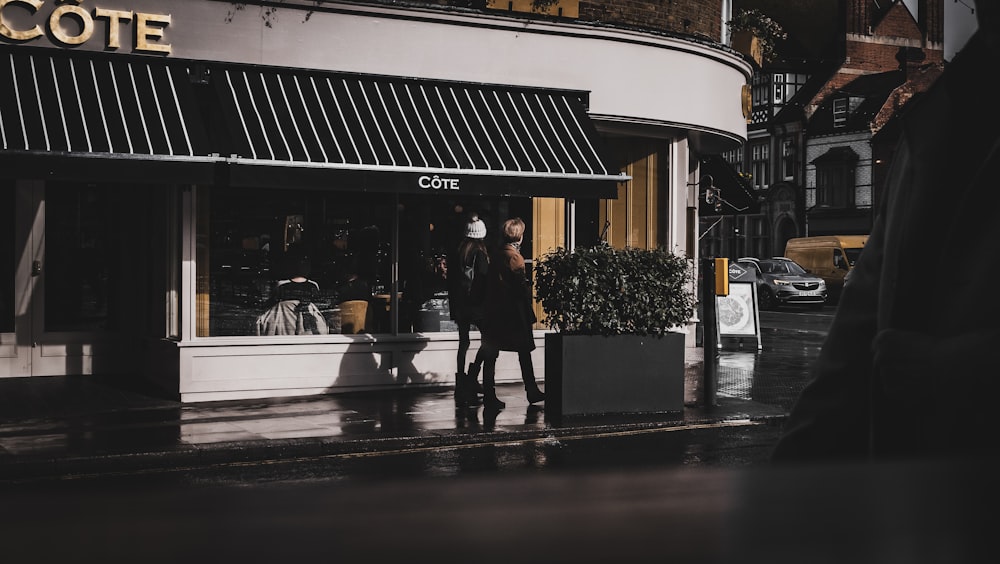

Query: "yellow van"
left=783, top=235, right=868, bottom=302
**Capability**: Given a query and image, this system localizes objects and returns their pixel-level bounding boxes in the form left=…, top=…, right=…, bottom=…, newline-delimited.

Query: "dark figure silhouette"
left=772, top=0, right=1000, bottom=462
left=449, top=215, right=490, bottom=406
left=479, top=218, right=544, bottom=411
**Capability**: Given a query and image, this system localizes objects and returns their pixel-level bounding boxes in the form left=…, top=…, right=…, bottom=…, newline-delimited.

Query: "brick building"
left=703, top=0, right=946, bottom=259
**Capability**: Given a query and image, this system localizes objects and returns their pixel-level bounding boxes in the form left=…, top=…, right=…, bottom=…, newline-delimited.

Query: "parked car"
left=783, top=235, right=867, bottom=303
left=736, top=257, right=827, bottom=310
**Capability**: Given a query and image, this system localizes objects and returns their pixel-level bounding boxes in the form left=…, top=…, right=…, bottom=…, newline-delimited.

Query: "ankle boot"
left=453, top=372, right=467, bottom=404
left=526, top=387, right=545, bottom=404
left=518, top=353, right=543, bottom=404
left=482, top=361, right=505, bottom=410
left=462, top=372, right=482, bottom=406
left=483, top=395, right=506, bottom=410
left=467, top=363, right=484, bottom=395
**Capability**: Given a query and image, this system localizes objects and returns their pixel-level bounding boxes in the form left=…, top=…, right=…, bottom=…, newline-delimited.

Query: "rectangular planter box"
left=545, top=332, right=685, bottom=417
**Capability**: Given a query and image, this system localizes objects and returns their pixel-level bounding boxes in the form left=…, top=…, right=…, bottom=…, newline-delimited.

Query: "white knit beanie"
left=465, top=218, right=487, bottom=239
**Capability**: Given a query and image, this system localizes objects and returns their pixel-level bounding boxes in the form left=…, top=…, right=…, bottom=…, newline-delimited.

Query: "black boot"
left=519, top=352, right=544, bottom=404
left=467, top=363, right=484, bottom=396
left=483, top=395, right=506, bottom=410
left=482, top=360, right=505, bottom=410
left=453, top=372, right=466, bottom=404
left=463, top=372, right=482, bottom=406
left=526, top=388, right=545, bottom=404
left=455, top=372, right=481, bottom=407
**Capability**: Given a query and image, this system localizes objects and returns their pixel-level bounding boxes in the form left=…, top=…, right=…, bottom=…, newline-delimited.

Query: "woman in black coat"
left=449, top=215, right=489, bottom=406
left=772, top=0, right=1000, bottom=461
left=479, top=217, right=544, bottom=410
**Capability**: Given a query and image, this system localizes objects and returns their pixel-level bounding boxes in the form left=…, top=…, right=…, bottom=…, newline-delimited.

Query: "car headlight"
left=773, top=279, right=791, bottom=285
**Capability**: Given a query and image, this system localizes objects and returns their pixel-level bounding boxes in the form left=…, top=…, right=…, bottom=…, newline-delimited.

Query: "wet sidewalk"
left=0, top=338, right=818, bottom=483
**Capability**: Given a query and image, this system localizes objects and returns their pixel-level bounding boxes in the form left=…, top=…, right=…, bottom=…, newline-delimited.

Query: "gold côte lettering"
left=93, top=7, right=131, bottom=50
left=49, top=3, right=94, bottom=46
left=0, top=0, right=43, bottom=41
left=1, top=2, right=172, bottom=54
left=135, top=12, right=169, bottom=54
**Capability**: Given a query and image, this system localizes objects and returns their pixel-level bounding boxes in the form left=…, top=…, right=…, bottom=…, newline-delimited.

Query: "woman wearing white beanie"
left=448, top=214, right=490, bottom=406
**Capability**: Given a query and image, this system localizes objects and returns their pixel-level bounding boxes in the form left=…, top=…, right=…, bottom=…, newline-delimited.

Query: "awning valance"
left=213, top=64, right=626, bottom=198
left=0, top=46, right=217, bottom=183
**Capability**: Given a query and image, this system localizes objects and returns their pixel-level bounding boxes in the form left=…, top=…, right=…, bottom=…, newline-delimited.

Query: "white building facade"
left=1, top=0, right=751, bottom=401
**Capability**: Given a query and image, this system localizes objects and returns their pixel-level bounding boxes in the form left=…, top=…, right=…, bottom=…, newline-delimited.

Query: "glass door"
left=0, top=181, right=131, bottom=377
left=33, top=181, right=131, bottom=376
left=0, top=180, right=31, bottom=376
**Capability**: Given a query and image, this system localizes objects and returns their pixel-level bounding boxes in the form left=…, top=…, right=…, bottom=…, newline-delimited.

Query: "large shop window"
left=197, top=187, right=529, bottom=337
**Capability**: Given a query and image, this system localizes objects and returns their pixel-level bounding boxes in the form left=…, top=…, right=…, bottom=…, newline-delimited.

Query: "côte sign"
left=0, top=0, right=171, bottom=54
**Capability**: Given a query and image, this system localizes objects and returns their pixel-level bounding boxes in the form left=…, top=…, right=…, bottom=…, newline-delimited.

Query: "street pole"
left=702, top=258, right=718, bottom=409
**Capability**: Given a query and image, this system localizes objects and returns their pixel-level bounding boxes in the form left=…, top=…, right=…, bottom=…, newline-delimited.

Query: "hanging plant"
left=727, top=8, right=787, bottom=64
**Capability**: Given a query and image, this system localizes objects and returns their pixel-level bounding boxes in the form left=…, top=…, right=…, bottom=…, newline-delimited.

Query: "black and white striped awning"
left=0, top=46, right=625, bottom=197
left=0, top=46, right=216, bottom=182
left=214, top=64, right=626, bottom=198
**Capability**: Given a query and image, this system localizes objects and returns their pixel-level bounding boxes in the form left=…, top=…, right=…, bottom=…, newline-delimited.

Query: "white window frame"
left=833, top=98, right=848, bottom=128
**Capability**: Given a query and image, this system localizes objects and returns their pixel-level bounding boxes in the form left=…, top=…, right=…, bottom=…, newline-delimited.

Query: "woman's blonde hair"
left=502, top=217, right=525, bottom=243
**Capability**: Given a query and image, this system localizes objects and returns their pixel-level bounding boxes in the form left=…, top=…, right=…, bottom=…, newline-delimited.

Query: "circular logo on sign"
left=718, top=295, right=751, bottom=333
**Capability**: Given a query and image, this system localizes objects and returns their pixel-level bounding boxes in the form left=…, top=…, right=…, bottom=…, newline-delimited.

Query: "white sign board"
left=715, top=276, right=762, bottom=351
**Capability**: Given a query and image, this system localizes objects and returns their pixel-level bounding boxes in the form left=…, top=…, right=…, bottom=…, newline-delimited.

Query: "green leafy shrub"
left=534, top=244, right=695, bottom=336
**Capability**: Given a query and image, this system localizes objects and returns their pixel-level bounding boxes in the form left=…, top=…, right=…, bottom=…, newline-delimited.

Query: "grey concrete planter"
left=544, top=332, right=685, bottom=417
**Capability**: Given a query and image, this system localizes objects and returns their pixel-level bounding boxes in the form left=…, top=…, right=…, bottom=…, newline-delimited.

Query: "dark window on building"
left=751, top=142, right=770, bottom=189
left=752, top=72, right=809, bottom=124
left=813, top=147, right=858, bottom=209
left=781, top=138, right=796, bottom=181
left=751, top=73, right=771, bottom=124
left=723, top=147, right=743, bottom=170
left=772, top=72, right=808, bottom=112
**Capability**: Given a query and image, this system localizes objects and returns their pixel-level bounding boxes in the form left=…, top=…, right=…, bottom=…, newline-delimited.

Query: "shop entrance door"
left=1, top=181, right=123, bottom=377
left=0, top=180, right=30, bottom=376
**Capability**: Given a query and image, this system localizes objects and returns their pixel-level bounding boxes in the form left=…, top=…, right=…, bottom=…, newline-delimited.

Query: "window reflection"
left=198, top=186, right=530, bottom=338
left=201, top=187, right=392, bottom=336
left=397, top=195, right=529, bottom=334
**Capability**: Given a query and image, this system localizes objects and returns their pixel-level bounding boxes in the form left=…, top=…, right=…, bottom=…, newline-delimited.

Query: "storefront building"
left=1, top=0, right=751, bottom=401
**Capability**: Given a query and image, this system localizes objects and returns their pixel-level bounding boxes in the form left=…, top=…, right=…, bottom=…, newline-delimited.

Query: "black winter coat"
left=449, top=244, right=489, bottom=323
left=772, top=31, right=1000, bottom=461
left=481, top=243, right=536, bottom=352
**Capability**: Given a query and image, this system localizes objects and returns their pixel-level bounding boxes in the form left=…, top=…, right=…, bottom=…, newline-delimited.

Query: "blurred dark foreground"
left=1, top=454, right=990, bottom=564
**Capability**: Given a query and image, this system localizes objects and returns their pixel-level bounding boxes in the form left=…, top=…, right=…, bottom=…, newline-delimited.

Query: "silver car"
left=737, top=257, right=827, bottom=310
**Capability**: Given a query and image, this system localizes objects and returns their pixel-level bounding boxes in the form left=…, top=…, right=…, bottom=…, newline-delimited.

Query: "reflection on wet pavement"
left=717, top=332, right=824, bottom=411
left=0, top=328, right=823, bottom=470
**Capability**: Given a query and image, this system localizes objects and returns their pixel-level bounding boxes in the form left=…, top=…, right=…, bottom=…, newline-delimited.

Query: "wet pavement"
left=0, top=321, right=827, bottom=485
left=4, top=313, right=991, bottom=563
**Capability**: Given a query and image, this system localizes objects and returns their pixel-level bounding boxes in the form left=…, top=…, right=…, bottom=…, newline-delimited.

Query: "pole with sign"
left=716, top=260, right=762, bottom=351
left=701, top=258, right=719, bottom=408
left=701, top=258, right=730, bottom=408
